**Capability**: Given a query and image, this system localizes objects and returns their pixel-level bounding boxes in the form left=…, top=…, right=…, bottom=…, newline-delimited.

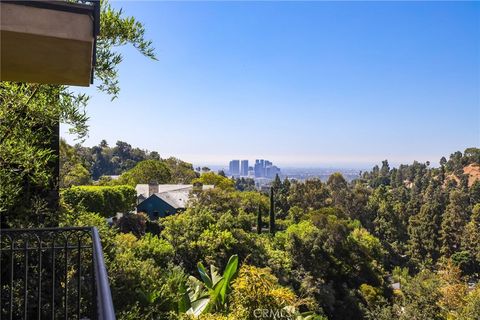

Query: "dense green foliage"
left=2, top=1, right=479, bottom=318
left=193, top=172, right=235, bottom=190
left=62, top=185, right=136, bottom=217
left=117, top=159, right=172, bottom=186
left=56, top=147, right=480, bottom=319
left=74, top=140, right=161, bottom=179
left=234, top=178, right=256, bottom=192
left=0, top=83, right=89, bottom=225
left=64, top=139, right=199, bottom=185
left=60, top=140, right=92, bottom=188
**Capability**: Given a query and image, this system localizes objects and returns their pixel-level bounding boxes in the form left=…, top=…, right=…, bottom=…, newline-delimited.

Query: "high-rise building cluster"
left=229, top=159, right=280, bottom=179
left=254, top=159, right=280, bottom=178
left=229, top=160, right=240, bottom=176
left=240, top=160, right=249, bottom=176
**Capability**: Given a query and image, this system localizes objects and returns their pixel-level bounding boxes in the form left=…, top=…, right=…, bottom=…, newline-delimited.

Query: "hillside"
left=446, top=163, right=480, bottom=187
left=464, top=163, right=480, bottom=187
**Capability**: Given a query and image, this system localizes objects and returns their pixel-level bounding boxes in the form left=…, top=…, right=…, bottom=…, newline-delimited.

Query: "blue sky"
left=64, top=1, right=480, bottom=168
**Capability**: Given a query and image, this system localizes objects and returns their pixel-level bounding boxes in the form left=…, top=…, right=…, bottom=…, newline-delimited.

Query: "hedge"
left=62, top=185, right=136, bottom=217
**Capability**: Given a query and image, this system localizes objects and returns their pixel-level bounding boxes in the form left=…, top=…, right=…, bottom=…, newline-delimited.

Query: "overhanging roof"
left=0, top=0, right=100, bottom=86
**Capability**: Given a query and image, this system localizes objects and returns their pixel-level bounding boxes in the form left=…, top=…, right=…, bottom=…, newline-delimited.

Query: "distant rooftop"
left=153, top=190, right=191, bottom=209
left=136, top=184, right=214, bottom=206
left=137, top=183, right=213, bottom=193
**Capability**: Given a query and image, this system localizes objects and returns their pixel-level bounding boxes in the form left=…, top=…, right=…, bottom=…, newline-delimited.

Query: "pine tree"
left=470, top=180, right=480, bottom=205
left=369, top=185, right=401, bottom=248
left=407, top=180, right=446, bottom=265
left=272, top=174, right=282, bottom=191
left=440, top=190, right=470, bottom=257
left=408, top=203, right=442, bottom=265
left=276, top=177, right=291, bottom=214
left=440, top=165, right=446, bottom=184
left=461, top=204, right=480, bottom=266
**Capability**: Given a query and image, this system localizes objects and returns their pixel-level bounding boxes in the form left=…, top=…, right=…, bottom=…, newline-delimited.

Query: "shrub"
left=231, top=265, right=300, bottom=319
left=118, top=160, right=172, bottom=186
left=111, top=233, right=186, bottom=317
left=116, top=212, right=148, bottom=238
left=61, top=185, right=136, bottom=217
left=458, top=287, right=480, bottom=320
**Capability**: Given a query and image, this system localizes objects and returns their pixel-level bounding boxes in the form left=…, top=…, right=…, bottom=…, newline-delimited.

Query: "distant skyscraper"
left=240, top=160, right=249, bottom=176
left=252, top=159, right=280, bottom=178
left=229, top=160, right=240, bottom=176
left=266, top=165, right=280, bottom=179
left=254, top=159, right=263, bottom=178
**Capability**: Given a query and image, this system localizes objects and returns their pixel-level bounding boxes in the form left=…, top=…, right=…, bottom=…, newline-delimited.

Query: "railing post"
left=91, top=227, right=115, bottom=320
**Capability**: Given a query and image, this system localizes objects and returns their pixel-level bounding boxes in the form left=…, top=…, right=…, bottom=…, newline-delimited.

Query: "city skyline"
left=227, top=158, right=281, bottom=179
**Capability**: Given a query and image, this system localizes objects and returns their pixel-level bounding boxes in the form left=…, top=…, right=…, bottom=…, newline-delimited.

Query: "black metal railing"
left=0, top=227, right=115, bottom=320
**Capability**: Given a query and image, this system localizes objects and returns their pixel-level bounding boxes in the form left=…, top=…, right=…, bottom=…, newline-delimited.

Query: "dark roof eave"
left=3, top=0, right=100, bottom=84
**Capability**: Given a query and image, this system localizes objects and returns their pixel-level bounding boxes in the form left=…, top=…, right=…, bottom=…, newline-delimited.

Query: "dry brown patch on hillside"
left=464, top=163, right=480, bottom=187
left=445, top=163, right=480, bottom=187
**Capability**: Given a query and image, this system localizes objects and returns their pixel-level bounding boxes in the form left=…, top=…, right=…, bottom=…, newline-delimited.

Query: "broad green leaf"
left=137, top=289, right=160, bottom=305
left=203, top=278, right=225, bottom=314
left=197, top=262, right=213, bottom=289
left=210, top=264, right=223, bottom=286
left=186, top=297, right=210, bottom=317
left=188, top=276, right=208, bottom=302
left=219, top=254, right=238, bottom=304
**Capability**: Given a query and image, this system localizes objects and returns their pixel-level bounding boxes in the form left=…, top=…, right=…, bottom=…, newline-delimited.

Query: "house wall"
left=136, top=196, right=177, bottom=220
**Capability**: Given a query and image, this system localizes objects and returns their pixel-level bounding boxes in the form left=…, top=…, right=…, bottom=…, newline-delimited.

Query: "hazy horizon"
left=61, top=137, right=461, bottom=169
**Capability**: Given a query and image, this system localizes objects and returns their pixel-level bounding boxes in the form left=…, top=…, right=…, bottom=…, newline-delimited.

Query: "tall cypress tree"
left=269, top=187, right=275, bottom=235
left=257, top=204, right=262, bottom=234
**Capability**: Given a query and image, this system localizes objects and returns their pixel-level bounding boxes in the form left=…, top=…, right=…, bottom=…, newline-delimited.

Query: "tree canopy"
left=0, top=1, right=156, bottom=226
